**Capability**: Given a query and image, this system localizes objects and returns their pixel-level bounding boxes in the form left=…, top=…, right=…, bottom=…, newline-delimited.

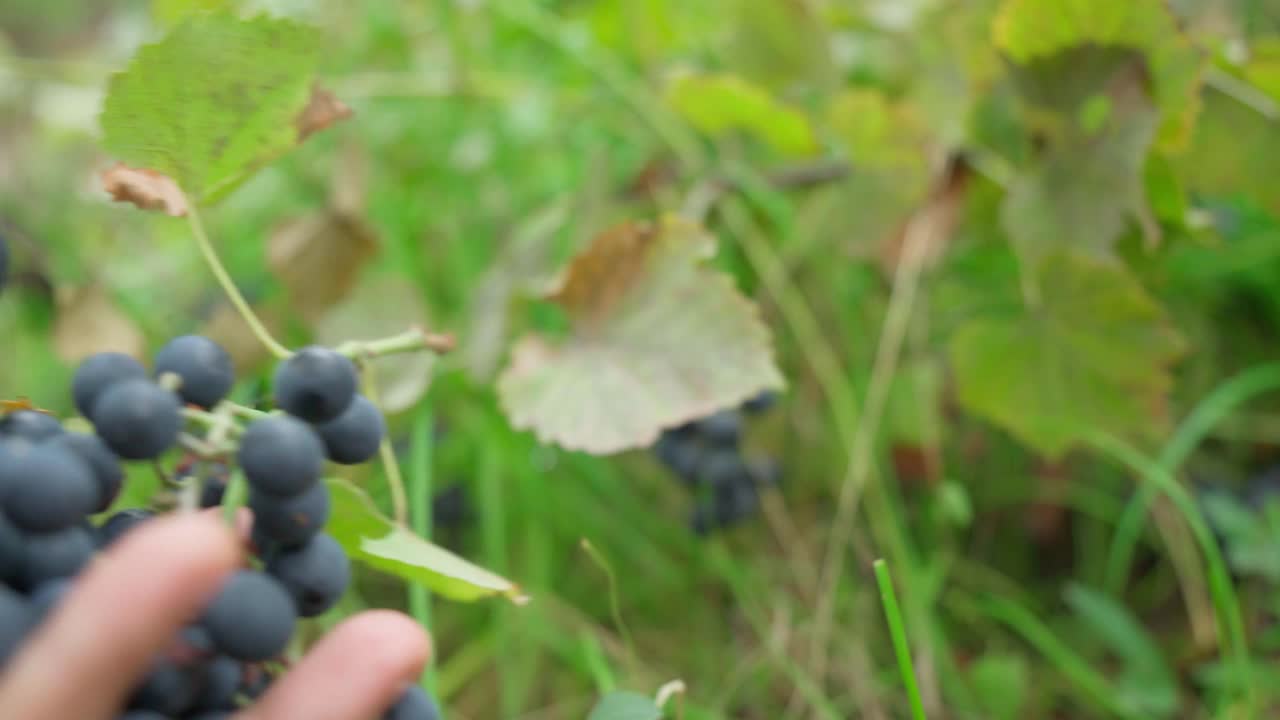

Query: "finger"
left=0, top=512, right=242, bottom=720
left=241, top=610, right=430, bottom=720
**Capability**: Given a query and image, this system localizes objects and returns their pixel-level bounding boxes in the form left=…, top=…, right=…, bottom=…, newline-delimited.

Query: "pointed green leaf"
left=498, top=217, right=784, bottom=454
left=948, top=250, right=1185, bottom=458
left=99, top=12, right=320, bottom=201
left=151, top=0, right=232, bottom=29
left=588, top=692, right=663, bottom=720
left=324, top=478, right=525, bottom=604
left=1065, top=584, right=1177, bottom=717
left=992, top=0, right=1204, bottom=149
left=665, top=72, right=816, bottom=156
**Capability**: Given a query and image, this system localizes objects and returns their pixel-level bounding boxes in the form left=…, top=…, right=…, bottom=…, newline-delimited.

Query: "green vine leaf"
left=665, top=72, right=817, bottom=156
left=587, top=692, right=663, bottom=720
left=498, top=217, right=784, bottom=455
left=948, top=250, right=1185, bottom=458
left=324, top=478, right=526, bottom=604
left=99, top=11, right=321, bottom=202
left=992, top=0, right=1203, bottom=149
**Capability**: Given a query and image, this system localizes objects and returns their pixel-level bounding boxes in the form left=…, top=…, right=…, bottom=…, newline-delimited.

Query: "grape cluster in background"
left=652, top=391, right=782, bottom=535
left=0, top=253, right=440, bottom=720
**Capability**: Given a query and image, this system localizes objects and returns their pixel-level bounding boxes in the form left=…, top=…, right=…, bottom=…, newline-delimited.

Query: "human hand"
left=0, top=512, right=432, bottom=720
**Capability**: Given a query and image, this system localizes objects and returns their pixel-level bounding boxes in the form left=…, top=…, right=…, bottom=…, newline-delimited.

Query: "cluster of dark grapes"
left=652, top=392, right=782, bottom=535
left=0, top=332, right=439, bottom=719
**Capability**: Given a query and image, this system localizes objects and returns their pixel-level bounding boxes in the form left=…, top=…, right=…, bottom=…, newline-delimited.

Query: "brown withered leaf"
left=498, top=216, right=784, bottom=455
left=53, top=284, right=145, bottom=364
left=267, top=211, right=379, bottom=324
left=296, top=85, right=354, bottom=143
left=100, top=163, right=189, bottom=216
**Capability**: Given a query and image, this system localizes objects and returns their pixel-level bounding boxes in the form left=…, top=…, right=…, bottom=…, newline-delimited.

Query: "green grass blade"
left=409, top=404, right=436, bottom=693
left=874, top=559, right=927, bottom=720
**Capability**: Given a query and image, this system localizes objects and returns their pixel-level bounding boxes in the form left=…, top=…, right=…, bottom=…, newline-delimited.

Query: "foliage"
left=4, top=0, right=1280, bottom=717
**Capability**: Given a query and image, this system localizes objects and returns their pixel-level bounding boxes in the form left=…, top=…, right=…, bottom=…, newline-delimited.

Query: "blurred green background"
left=5, top=0, right=1280, bottom=718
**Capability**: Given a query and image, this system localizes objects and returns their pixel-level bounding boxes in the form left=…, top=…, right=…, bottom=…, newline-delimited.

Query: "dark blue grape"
left=748, top=457, right=782, bottom=487
left=72, top=352, right=146, bottom=418
left=0, top=585, right=32, bottom=662
left=0, top=409, right=64, bottom=441
left=654, top=432, right=699, bottom=484
left=201, top=570, right=297, bottom=661
left=179, top=623, right=216, bottom=657
left=129, top=658, right=202, bottom=715
left=315, top=394, right=385, bottom=465
left=154, top=335, right=235, bottom=409
left=741, top=390, right=778, bottom=414
left=237, top=415, right=324, bottom=497
left=28, top=578, right=73, bottom=622
left=18, top=525, right=95, bottom=589
left=383, top=685, right=442, bottom=720
left=51, top=432, right=124, bottom=513
left=695, top=410, right=742, bottom=447
left=0, top=441, right=98, bottom=533
left=432, top=484, right=471, bottom=530
left=97, top=508, right=155, bottom=547
left=0, top=511, right=23, bottom=583
left=272, top=346, right=358, bottom=423
left=91, top=379, right=181, bottom=460
left=697, top=449, right=750, bottom=489
left=194, top=655, right=242, bottom=711
left=266, top=532, right=350, bottom=617
left=249, top=482, right=330, bottom=549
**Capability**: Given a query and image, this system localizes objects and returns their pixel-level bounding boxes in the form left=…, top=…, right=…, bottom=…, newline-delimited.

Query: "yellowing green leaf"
left=1001, top=93, right=1157, bottom=258
left=325, top=478, right=525, bottom=604
left=498, top=217, right=784, bottom=455
left=665, top=72, right=817, bottom=156
left=99, top=12, right=320, bottom=201
left=151, top=0, right=231, bottom=29
left=992, top=0, right=1203, bottom=149
left=949, top=250, right=1185, bottom=458
left=588, top=692, right=663, bottom=720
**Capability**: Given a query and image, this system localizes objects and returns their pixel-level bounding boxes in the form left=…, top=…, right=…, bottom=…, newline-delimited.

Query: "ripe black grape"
left=201, top=570, right=297, bottom=662
left=742, top=389, right=778, bottom=414
left=654, top=432, right=699, bottom=483
left=695, top=410, right=742, bottom=447
left=72, top=352, right=146, bottom=418
left=96, top=508, right=155, bottom=547
left=315, top=393, right=385, bottom=465
left=272, top=346, right=358, bottom=423
left=17, top=525, right=94, bottom=589
left=154, top=335, right=235, bottom=409
left=0, top=441, right=98, bottom=533
left=0, top=513, right=22, bottom=584
left=0, top=409, right=64, bottom=441
left=238, top=415, right=324, bottom=497
left=265, top=532, right=350, bottom=617
left=194, top=654, right=242, bottom=711
left=249, top=482, right=330, bottom=549
left=92, top=379, right=182, bottom=460
left=129, top=657, right=202, bottom=715
left=0, top=585, right=31, bottom=662
left=52, top=432, right=124, bottom=513
left=383, top=685, right=442, bottom=720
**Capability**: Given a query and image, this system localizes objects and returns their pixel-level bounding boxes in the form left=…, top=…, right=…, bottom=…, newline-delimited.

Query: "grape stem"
left=361, top=360, right=409, bottom=525
left=337, top=327, right=455, bottom=360
left=184, top=200, right=292, bottom=359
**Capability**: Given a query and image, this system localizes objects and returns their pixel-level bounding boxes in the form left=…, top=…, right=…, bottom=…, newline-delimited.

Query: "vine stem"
left=337, top=327, right=456, bottom=360
left=361, top=359, right=408, bottom=525
left=184, top=200, right=292, bottom=359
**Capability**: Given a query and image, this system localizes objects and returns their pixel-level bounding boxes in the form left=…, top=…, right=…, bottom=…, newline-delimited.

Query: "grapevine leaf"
left=99, top=12, right=321, bottom=202
left=665, top=72, right=817, bottom=156
left=498, top=217, right=784, bottom=455
left=992, top=0, right=1203, bottom=149
left=587, top=692, right=663, bottom=720
left=151, top=0, right=231, bottom=28
left=825, top=88, right=930, bottom=170
left=948, top=250, right=1185, bottom=458
left=1002, top=60, right=1158, bottom=259
left=324, top=478, right=526, bottom=604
